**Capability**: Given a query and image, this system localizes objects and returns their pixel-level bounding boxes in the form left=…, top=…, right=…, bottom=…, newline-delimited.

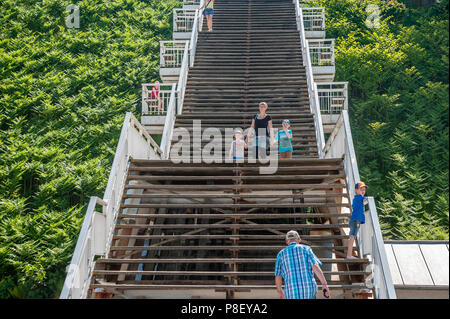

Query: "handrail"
left=161, top=1, right=204, bottom=157
left=60, top=196, right=106, bottom=299
left=60, top=113, right=161, bottom=299
left=189, top=9, right=201, bottom=67
left=177, top=40, right=190, bottom=116
left=302, top=7, right=326, bottom=31
left=160, top=83, right=177, bottom=159
left=308, top=38, right=335, bottom=66
left=323, top=110, right=396, bottom=299
left=316, top=82, right=348, bottom=114
left=141, top=83, right=174, bottom=116
left=173, top=8, right=197, bottom=33
left=160, top=40, right=188, bottom=68
left=199, top=0, right=205, bottom=31
left=294, top=0, right=326, bottom=157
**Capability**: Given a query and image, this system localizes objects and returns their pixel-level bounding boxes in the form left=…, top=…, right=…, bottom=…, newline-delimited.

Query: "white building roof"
left=385, top=240, right=449, bottom=289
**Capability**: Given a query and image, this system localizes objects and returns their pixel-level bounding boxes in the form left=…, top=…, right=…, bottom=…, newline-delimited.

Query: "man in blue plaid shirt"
left=275, top=230, right=330, bottom=299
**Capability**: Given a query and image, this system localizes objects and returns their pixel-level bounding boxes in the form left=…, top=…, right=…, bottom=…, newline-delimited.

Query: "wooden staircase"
left=174, top=0, right=318, bottom=158
left=88, top=0, right=371, bottom=299
left=89, top=158, right=370, bottom=298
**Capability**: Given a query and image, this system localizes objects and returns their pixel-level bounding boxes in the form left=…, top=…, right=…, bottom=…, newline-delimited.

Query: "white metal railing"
left=159, top=1, right=204, bottom=157
left=173, top=8, right=196, bottom=33
left=183, top=0, right=201, bottom=6
left=323, top=110, right=397, bottom=299
left=142, top=83, right=174, bottom=116
left=199, top=0, right=205, bottom=31
left=160, top=84, right=178, bottom=159
left=147, top=2, right=204, bottom=157
left=299, top=0, right=316, bottom=7
left=60, top=113, right=162, bottom=299
left=160, top=40, right=190, bottom=68
left=308, top=39, right=335, bottom=66
left=177, top=41, right=190, bottom=115
left=303, top=7, right=326, bottom=31
left=294, top=0, right=326, bottom=157
left=189, top=2, right=205, bottom=67
left=317, top=82, right=348, bottom=114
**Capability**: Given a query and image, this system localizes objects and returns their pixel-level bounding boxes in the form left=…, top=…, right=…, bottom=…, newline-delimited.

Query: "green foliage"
left=0, top=0, right=181, bottom=298
left=311, top=0, right=449, bottom=239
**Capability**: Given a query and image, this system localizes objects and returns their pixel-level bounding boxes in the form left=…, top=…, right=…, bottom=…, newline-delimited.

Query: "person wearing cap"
left=346, top=182, right=369, bottom=259
left=229, top=128, right=245, bottom=161
left=276, top=119, right=293, bottom=159
left=275, top=230, right=330, bottom=299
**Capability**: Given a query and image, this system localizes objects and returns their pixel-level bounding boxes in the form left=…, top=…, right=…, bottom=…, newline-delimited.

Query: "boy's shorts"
left=349, top=218, right=361, bottom=237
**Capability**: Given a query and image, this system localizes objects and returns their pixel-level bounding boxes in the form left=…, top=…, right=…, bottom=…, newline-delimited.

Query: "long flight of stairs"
left=88, top=0, right=371, bottom=299
left=90, top=158, right=369, bottom=298
left=173, top=0, right=318, bottom=158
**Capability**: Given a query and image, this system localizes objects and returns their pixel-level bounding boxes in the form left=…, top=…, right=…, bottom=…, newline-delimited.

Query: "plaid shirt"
left=274, top=242, right=322, bottom=299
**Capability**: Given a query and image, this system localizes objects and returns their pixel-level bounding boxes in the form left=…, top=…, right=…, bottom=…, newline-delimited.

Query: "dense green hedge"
left=0, top=0, right=181, bottom=298
left=311, top=0, right=448, bottom=239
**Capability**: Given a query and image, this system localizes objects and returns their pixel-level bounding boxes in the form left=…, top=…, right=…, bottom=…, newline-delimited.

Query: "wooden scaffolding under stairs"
left=89, top=158, right=371, bottom=298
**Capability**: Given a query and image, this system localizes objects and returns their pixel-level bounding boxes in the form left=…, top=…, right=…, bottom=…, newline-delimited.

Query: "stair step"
left=96, top=258, right=370, bottom=264
left=89, top=283, right=368, bottom=291
left=93, top=270, right=368, bottom=276
left=108, top=245, right=354, bottom=252
left=176, top=113, right=313, bottom=118
left=117, top=212, right=349, bottom=219
left=175, top=119, right=313, bottom=124
left=124, top=183, right=345, bottom=191
left=112, top=234, right=350, bottom=241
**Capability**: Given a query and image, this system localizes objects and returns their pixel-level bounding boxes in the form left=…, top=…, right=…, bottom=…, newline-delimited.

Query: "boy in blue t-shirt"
left=276, top=119, right=293, bottom=159
left=346, top=181, right=368, bottom=259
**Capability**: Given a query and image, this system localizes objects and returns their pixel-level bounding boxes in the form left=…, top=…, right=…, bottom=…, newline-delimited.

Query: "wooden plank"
left=392, top=244, right=434, bottom=286
left=129, top=158, right=343, bottom=166
left=97, top=257, right=369, bottom=264
left=419, top=244, right=449, bottom=286
left=114, top=223, right=348, bottom=230
left=128, top=166, right=343, bottom=172
left=90, top=283, right=367, bottom=290
left=122, top=193, right=346, bottom=199
left=118, top=280, right=359, bottom=286
left=124, top=183, right=346, bottom=191
left=384, top=244, right=403, bottom=286
left=112, top=234, right=350, bottom=240
left=108, top=245, right=353, bottom=251
left=93, top=270, right=369, bottom=276
left=127, top=175, right=344, bottom=181
left=117, top=213, right=351, bottom=219
left=119, top=203, right=350, bottom=209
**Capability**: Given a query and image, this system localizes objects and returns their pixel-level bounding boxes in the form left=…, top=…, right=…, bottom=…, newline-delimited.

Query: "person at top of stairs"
left=346, top=181, right=369, bottom=259
left=245, top=102, right=275, bottom=159
left=276, top=119, right=293, bottom=159
left=275, top=230, right=330, bottom=299
left=201, top=0, right=215, bottom=32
